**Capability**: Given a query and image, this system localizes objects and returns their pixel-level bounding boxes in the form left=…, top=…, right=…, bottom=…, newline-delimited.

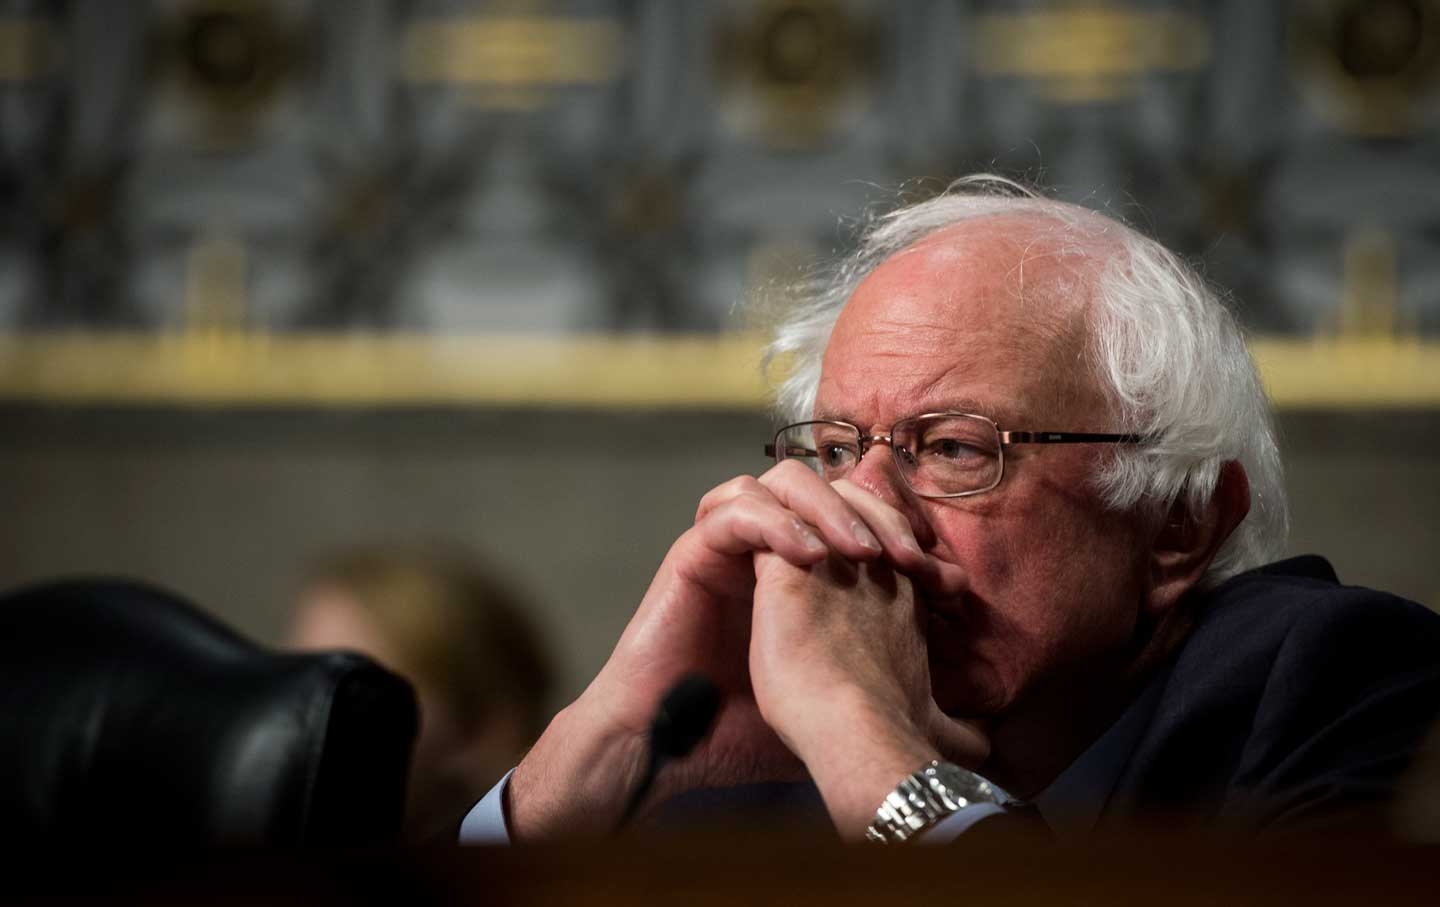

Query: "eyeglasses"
left=764, top=413, right=1144, bottom=499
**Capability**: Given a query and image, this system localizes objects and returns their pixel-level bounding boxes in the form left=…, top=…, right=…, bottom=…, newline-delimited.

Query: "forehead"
left=816, top=217, right=1102, bottom=426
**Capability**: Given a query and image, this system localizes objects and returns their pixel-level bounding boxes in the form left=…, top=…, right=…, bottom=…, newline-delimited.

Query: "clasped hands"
left=507, top=461, right=990, bottom=840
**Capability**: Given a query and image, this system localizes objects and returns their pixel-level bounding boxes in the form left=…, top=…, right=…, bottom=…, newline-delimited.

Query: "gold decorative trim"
left=0, top=332, right=768, bottom=409
left=0, top=332, right=1437, bottom=409
left=399, top=17, right=625, bottom=87
left=1251, top=336, right=1440, bottom=409
left=973, top=9, right=1212, bottom=102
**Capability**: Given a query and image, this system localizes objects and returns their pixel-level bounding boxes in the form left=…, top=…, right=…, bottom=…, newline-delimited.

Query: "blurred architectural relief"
left=1, top=0, right=1439, bottom=404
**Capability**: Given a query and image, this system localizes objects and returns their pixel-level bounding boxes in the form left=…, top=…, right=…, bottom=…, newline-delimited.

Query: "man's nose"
left=846, top=438, right=936, bottom=548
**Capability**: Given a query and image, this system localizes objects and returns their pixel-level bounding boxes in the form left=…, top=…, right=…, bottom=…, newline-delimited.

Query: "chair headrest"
left=0, top=578, right=418, bottom=846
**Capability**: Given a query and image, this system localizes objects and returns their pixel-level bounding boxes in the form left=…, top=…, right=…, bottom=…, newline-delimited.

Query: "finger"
left=694, top=491, right=831, bottom=565
left=906, top=555, right=971, bottom=599
left=755, top=460, right=889, bottom=562
left=695, top=474, right=766, bottom=523
left=828, top=479, right=928, bottom=573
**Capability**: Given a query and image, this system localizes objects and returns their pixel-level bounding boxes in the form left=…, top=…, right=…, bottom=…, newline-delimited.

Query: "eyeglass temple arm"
left=764, top=443, right=819, bottom=457
left=999, top=431, right=1145, bottom=444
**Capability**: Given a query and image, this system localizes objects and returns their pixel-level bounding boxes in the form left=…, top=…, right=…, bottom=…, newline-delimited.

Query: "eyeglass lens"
left=774, top=415, right=1003, bottom=496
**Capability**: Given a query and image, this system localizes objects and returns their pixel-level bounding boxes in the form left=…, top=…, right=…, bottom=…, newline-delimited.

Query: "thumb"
left=926, top=702, right=990, bottom=772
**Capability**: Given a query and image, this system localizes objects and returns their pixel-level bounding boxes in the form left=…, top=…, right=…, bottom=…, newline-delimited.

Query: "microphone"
left=615, top=673, right=721, bottom=832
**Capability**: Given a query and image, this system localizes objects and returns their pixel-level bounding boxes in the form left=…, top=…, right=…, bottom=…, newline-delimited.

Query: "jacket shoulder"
left=1181, top=555, right=1440, bottom=673
left=1113, top=556, right=1440, bottom=830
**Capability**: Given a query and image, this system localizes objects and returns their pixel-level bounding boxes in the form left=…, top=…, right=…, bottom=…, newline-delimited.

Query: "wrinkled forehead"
left=819, top=215, right=1113, bottom=423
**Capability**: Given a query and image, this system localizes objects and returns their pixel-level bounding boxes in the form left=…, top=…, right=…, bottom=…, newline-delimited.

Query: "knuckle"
left=696, top=474, right=763, bottom=518
left=723, top=473, right=763, bottom=494
left=765, top=458, right=820, bottom=485
left=725, top=475, right=766, bottom=501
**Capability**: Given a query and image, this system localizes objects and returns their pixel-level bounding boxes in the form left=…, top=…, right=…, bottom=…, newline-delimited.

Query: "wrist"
left=506, top=699, right=649, bottom=841
left=789, top=689, right=941, bottom=840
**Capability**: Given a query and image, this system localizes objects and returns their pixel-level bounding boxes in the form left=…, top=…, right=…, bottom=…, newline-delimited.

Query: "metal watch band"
left=865, top=760, right=1000, bottom=843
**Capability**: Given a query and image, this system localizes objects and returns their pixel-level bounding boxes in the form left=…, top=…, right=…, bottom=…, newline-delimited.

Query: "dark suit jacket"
left=661, top=556, right=1440, bottom=837
left=1101, top=555, right=1440, bottom=833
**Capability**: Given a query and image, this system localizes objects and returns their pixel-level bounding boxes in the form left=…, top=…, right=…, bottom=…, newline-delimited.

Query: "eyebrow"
left=813, top=398, right=1018, bottom=426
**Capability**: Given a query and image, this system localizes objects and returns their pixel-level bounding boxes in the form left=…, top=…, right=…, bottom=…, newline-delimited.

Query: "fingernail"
left=899, top=534, right=924, bottom=556
left=796, top=522, right=826, bottom=551
left=852, top=523, right=882, bottom=552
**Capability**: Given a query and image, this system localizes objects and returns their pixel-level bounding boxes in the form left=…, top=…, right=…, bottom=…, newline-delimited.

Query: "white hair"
left=763, top=175, right=1288, bottom=586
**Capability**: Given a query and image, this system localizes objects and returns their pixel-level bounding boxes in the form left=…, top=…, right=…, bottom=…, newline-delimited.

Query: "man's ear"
left=1145, top=460, right=1251, bottom=617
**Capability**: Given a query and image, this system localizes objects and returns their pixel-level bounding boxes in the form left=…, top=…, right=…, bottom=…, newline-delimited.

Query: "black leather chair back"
left=0, top=578, right=418, bottom=846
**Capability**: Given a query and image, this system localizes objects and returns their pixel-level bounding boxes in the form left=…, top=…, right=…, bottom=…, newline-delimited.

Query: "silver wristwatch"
left=865, top=760, right=1001, bottom=843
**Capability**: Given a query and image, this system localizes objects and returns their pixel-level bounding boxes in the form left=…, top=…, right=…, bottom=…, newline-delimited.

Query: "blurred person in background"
left=289, top=547, right=553, bottom=843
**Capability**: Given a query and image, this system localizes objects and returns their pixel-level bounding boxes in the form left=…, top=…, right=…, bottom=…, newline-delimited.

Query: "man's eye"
left=820, top=444, right=855, bottom=468
left=929, top=438, right=985, bottom=460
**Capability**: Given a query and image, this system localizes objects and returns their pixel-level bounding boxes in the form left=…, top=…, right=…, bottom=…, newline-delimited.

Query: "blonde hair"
left=304, top=548, right=552, bottom=736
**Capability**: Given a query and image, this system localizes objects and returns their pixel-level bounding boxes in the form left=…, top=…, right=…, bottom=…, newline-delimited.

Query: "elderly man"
left=462, top=176, right=1440, bottom=843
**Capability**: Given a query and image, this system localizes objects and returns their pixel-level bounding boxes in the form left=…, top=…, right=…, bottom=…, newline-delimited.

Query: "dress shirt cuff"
left=916, top=801, right=1008, bottom=844
left=458, top=767, right=516, bottom=844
